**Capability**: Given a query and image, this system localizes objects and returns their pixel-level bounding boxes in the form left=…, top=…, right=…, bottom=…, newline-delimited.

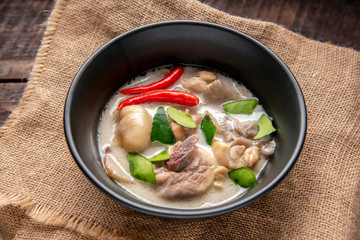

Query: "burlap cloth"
left=0, top=0, right=359, bottom=239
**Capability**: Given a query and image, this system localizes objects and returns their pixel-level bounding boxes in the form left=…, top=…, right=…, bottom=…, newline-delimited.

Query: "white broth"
left=97, top=66, right=275, bottom=208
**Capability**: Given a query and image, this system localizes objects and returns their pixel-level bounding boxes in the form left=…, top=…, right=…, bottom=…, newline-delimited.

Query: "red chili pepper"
left=117, top=90, right=199, bottom=110
left=119, top=66, right=184, bottom=95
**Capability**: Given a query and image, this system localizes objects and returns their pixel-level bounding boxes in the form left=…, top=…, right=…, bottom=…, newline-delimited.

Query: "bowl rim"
left=64, top=19, right=307, bottom=218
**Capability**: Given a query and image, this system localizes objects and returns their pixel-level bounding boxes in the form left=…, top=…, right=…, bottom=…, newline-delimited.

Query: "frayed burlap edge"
left=0, top=192, right=125, bottom=239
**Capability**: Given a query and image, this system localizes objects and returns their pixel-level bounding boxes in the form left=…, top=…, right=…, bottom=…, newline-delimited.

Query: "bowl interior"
left=64, top=21, right=306, bottom=218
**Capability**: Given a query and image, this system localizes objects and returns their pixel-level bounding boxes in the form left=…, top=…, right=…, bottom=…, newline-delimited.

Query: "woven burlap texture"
left=1, top=0, right=359, bottom=239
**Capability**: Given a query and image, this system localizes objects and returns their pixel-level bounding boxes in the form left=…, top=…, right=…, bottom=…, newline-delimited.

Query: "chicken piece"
left=229, top=145, right=246, bottom=160
left=259, top=140, right=276, bottom=156
left=156, top=147, right=215, bottom=198
left=103, top=154, right=133, bottom=183
left=204, top=80, right=239, bottom=101
left=166, top=135, right=198, bottom=172
left=212, top=141, right=245, bottom=170
left=212, top=141, right=230, bottom=167
left=242, top=146, right=260, bottom=168
left=234, top=120, right=259, bottom=138
left=196, top=70, right=216, bottom=82
left=181, top=77, right=208, bottom=92
left=114, top=105, right=152, bottom=152
left=183, top=113, right=203, bottom=137
left=170, top=122, right=186, bottom=141
left=213, top=166, right=228, bottom=189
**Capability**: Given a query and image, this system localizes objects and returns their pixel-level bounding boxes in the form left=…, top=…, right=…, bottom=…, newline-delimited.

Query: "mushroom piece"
left=103, top=154, right=133, bottom=183
left=234, top=120, right=259, bottom=138
left=259, top=140, right=276, bottom=156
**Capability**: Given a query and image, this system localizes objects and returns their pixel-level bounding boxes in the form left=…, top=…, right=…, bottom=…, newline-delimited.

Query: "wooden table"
left=1, top=0, right=359, bottom=126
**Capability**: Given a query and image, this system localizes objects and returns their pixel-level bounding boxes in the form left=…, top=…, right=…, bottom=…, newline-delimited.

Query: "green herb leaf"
left=167, top=107, right=196, bottom=128
left=228, top=167, right=257, bottom=188
left=222, top=99, right=259, bottom=114
left=151, top=107, right=176, bottom=144
left=148, top=147, right=170, bottom=162
left=201, top=115, right=217, bottom=146
left=127, top=152, right=156, bottom=184
left=254, top=114, right=276, bottom=139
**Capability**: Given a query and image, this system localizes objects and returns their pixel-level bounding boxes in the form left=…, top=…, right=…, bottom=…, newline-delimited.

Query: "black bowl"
left=64, top=20, right=306, bottom=218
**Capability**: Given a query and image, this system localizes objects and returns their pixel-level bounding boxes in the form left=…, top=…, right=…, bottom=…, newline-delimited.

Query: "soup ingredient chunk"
left=181, top=70, right=216, bottom=92
left=212, top=141, right=244, bottom=169
left=234, top=120, right=259, bottom=138
left=254, top=114, right=276, bottom=139
left=181, top=77, right=208, bottom=92
left=117, top=90, right=199, bottom=110
left=213, top=166, right=228, bottom=189
left=149, top=147, right=170, bottom=162
left=212, top=140, right=260, bottom=169
left=103, top=154, right=133, bottom=183
left=228, top=167, right=257, bottom=188
left=114, top=105, right=152, bottom=152
left=259, top=140, right=276, bottom=156
left=170, top=122, right=186, bottom=141
left=127, top=153, right=156, bottom=184
left=151, top=107, right=176, bottom=144
left=196, top=70, right=216, bottom=82
left=222, top=99, right=259, bottom=115
left=166, top=134, right=199, bottom=172
left=119, top=66, right=184, bottom=94
left=156, top=147, right=215, bottom=198
left=167, top=107, right=196, bottom=128
left=241, top=146, right=260, bottom=168
left=205, top=80, right=239, bottom=100
left=200, top=115, right=217, bottom=146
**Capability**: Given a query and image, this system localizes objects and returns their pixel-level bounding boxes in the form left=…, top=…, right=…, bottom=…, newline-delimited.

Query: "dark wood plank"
left=0, top=60, right=33, bottom=80
left=0, top=82, right=26, bottom=126
left=199, top=0, right=360, bottom=50
left=0, top=0, right=54, bottom=79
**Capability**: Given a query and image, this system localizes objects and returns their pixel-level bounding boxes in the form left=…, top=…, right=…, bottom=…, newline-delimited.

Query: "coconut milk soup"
left=98, top=66, right=276, bottom=208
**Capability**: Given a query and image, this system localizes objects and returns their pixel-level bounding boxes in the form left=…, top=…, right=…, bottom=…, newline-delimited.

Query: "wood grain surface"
left=0, top=0, right=359, bottom=125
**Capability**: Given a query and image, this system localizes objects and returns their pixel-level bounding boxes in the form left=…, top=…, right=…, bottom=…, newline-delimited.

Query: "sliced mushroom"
left=259, top=140, right=276, bottom=156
